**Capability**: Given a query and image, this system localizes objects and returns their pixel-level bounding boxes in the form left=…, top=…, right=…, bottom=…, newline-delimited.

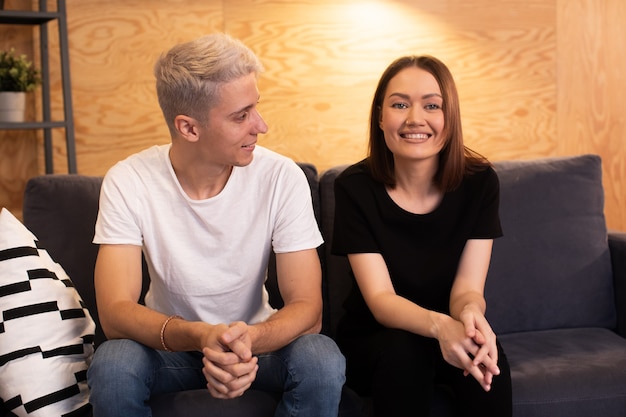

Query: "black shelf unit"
left=0, top=0, right=76, bottom=174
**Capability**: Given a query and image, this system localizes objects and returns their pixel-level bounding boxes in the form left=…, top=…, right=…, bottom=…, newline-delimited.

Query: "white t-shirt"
left=94, top=144, right=323, bottom=325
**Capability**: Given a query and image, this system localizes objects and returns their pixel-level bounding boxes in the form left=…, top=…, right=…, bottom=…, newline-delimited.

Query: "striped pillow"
left=0, top=208, right=95, bottom=417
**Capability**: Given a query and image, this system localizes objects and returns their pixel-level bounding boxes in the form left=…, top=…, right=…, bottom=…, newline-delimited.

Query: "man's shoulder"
left=106, top=145, right=169, bottom=178
left=119, top=144, right=168, bottom=166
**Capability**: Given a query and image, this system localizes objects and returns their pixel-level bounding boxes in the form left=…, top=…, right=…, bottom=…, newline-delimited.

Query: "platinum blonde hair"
left=154, top=33, right=263, bottom=134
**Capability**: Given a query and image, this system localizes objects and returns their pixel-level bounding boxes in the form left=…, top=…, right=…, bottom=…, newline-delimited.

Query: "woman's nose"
left=405, top=108, right=425, bottom=126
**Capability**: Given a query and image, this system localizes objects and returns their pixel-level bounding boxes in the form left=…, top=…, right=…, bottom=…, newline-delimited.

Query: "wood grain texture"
left=0, top=0, right=38, bottom=219
left=66, top=0, right=225, bottom=173
left=1, top=0, right=625, bottom=230
left=226, top=0, right=557, bottom=169
left=557, top=0, right=626, bottom=231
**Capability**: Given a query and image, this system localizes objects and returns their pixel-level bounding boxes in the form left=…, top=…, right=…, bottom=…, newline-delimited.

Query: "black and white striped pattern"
left=0, top=208, right=95, bottom=417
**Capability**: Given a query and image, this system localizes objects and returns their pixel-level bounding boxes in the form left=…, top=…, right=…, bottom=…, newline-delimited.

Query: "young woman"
left=332, top=55, right=512, bottom=416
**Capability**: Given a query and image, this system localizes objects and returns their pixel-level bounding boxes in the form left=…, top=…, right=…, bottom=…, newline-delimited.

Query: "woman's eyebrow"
left=387, top=92, right=443, bottom=100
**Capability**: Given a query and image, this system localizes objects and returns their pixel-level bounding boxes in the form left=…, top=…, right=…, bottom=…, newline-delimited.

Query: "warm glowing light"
left=321, top=1, right=448, bottom=79
left=347, top=2, right=395, bottom=24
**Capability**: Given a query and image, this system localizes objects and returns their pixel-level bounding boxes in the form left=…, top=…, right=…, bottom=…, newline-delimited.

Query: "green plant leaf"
left=0, top=48, right=42, bottom=92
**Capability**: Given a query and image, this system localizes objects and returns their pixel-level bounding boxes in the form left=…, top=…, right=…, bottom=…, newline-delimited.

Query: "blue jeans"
left=87, top=334, right=345, bottom=417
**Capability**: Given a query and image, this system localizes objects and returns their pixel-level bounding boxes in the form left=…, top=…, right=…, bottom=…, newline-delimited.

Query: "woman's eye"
left=391, top=102, right=408, bottom=109
left=425, top=103, right=441, bottom=111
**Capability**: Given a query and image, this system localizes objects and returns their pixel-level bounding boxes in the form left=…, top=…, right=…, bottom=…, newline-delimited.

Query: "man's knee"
left=88, top=339, right=155, bottom=384
left=290, top=334, right=346, bottom=386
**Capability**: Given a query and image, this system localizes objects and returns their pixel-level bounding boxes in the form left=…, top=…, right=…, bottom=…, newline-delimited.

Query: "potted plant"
left=0, top=48, right=42, bottom=122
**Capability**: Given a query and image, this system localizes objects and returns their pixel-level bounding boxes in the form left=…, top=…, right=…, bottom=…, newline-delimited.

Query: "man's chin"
left=234, top=154, right=254, bottom=167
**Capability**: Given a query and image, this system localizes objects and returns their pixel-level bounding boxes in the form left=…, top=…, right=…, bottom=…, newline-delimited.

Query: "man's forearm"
left=248, top=301, right=322, bottom=355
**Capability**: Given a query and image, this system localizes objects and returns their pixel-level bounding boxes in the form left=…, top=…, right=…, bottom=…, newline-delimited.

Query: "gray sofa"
left=3, top=154, right=626, bottom=416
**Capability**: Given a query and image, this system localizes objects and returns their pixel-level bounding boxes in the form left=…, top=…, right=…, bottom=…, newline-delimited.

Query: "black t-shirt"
left=332, top=159, right=502, bottom=333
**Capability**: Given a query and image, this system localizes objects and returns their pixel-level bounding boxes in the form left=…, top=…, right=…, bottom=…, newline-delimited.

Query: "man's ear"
left=174, top=115, right=200, bottom=143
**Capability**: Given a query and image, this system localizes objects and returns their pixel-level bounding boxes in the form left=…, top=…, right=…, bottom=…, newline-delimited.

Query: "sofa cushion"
left=501, top=327, right=626, bottom=417
left=486, top=155, right=615, bottom=334
left=150, top=389, right=279, bottom=417
left=0, top=208, right=95, bottom=417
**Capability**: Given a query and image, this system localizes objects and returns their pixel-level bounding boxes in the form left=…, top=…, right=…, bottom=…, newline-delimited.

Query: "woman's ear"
left=174, top=115, right=200, bottom=143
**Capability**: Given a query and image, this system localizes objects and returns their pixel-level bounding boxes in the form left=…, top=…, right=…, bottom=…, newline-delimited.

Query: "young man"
left=87, top=33, right=345, bottom=417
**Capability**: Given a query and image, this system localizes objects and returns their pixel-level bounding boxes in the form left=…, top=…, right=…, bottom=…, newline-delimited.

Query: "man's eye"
left=236, top=112, right=249, bottom=121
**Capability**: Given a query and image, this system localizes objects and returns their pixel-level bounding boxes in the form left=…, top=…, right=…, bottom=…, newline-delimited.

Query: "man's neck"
left=169, top=146, right=233, bottom=200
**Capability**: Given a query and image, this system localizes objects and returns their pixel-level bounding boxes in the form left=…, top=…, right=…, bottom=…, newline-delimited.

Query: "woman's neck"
left=387, top=157, right=443, bottom=214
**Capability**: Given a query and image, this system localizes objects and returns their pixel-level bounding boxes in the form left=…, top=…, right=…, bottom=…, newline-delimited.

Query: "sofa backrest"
left=319, top=164, right=351, bottom=337
left=318, top=154, right=616, bottom=338
left=23, top=174, right=109, bottom=347
left=487, top=154, right=615, bottom=334
left=22, top=155, right=616, bottom=345
left=23, top=175, right=154, bottom=348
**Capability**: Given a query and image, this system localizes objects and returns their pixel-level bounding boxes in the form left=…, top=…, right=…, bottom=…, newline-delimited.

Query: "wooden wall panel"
left=66, top=0, right=225, bottom=174
left=225, top=0, right=556, bottom=169
left=1, top=0, right=624, bottom=230
left=557, top=0, right=626, bottom=230
left=0, top=0, right=39, bottom=219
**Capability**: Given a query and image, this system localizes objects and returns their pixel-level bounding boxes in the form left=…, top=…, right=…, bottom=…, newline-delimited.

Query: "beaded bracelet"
left=160, top=315, right=183, bottom=352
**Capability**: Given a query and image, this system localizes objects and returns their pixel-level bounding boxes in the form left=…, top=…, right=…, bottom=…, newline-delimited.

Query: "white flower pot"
left=0, top=91, right=27, bottom=122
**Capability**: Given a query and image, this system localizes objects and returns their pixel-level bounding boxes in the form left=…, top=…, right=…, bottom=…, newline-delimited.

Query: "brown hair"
left=367, top=55, right=489, bottom=191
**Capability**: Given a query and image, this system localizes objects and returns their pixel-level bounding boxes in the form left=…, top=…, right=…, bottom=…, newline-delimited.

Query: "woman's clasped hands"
left=435, top=306, right=500, bottom=392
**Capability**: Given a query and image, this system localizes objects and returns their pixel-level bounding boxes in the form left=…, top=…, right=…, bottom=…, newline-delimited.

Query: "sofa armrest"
left=609, top=231, right=626, bottom=338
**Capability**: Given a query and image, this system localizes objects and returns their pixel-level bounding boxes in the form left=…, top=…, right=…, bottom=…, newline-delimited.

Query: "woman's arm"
left=449, top=238, right=501, bottom=388
left=348, top=243, right=498, bottom=391
left=347, top=252, right=443, bottom=337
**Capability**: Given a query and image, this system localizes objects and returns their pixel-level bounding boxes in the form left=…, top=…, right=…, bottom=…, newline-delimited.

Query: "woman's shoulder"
left=463, top=163, right=499, bottom=193
left=469, top=162, right=497, bottom=177
left=336, top=159, right=371, bottom=182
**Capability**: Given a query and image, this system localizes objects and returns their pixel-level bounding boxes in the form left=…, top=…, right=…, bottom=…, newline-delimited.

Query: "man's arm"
left=95, top=244, right=237, bottom=353
left=96, top=244, right=259, bottom=398
left=202, top=248, right=323, bottom=397
left=247, top=248, right=323, bottom=355
left=94, top=244, right=165, bottom=345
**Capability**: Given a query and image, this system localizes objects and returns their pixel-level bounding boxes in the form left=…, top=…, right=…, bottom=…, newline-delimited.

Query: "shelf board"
left=0, top=121, right=67, bottom=130
left=0, top=10, right=59, bottom=25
